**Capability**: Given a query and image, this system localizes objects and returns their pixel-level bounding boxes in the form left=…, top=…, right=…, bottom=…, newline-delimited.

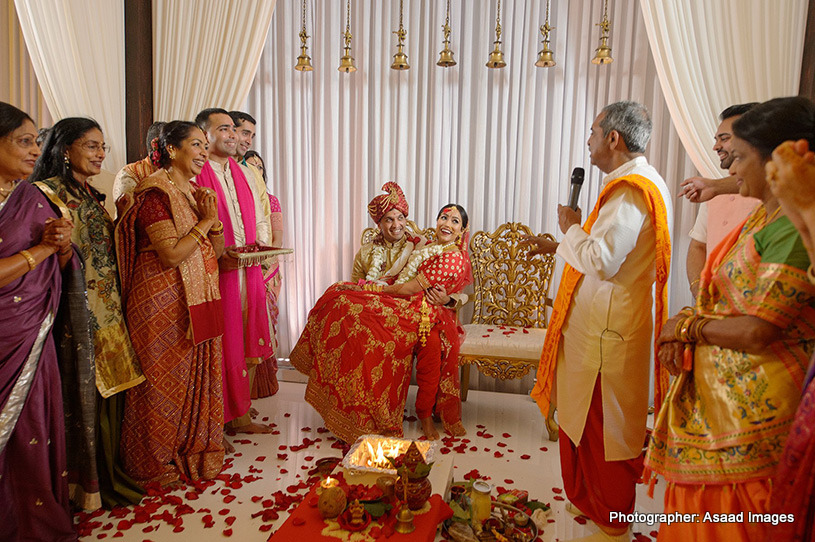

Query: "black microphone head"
left=571, top=167, right=585, bottom=185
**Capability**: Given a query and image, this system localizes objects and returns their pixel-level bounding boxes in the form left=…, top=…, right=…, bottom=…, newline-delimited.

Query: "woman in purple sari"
left=0, top=102, right=76, bottom=540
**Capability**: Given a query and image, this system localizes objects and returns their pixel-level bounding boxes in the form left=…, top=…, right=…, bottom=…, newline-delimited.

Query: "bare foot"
left=223, top=437, right=235, bottom=454
left=420, top=417, right=440, bottom=440
left=233, top=422, right=274, bottom=434
left=250, top=407, right=259, bottom=418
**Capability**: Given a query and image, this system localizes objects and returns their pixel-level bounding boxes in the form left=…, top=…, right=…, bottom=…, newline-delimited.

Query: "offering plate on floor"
left=342, top=435, right=437, bottom=475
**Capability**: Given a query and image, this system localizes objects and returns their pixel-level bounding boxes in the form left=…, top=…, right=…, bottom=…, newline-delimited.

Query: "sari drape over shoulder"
left=116, top=176, right=225, bottom=486
left=291, top=248, right=470, bottom=443
left=35, top=176, right=144, bottom=510
left=645, top=207, right=815, bottom=485
left=0, top=182, right=76, bottom=541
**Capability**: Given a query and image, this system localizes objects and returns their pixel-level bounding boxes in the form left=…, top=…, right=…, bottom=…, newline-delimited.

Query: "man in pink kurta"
left=194, top=108, right=273, bottom=435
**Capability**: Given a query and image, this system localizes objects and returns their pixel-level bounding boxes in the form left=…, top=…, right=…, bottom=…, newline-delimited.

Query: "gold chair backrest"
left=469, top=222, right=556, bottom=328
left=360, top=219, right=437, bottom=245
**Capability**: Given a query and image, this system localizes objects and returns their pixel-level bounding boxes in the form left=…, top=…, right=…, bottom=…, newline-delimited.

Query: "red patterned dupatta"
left=116, top=176, right=223, bottom=344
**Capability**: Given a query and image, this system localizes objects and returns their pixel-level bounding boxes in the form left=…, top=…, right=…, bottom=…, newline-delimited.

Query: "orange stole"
left=531, top=173, right=672, bottom=418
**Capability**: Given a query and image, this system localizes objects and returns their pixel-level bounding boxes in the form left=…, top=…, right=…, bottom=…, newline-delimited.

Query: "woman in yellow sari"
left=644, top=97, right=815, bottom=542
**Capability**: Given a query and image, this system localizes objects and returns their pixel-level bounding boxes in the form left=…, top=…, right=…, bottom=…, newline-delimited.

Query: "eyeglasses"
left=80, top=142, right=110, bottom=153
left=14, top=136, right=37, bottom=149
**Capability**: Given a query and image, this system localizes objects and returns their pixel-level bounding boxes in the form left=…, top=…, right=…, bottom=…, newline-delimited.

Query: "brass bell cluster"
left=294, top=0, right=615, bottom=73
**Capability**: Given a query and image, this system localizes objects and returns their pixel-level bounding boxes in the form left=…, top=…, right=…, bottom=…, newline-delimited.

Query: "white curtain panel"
left=1, top=2, right=52, bottom=128
left=640, top=0, right=807, bottom=177
left=14, top=0, right=126, bottom=170
left=246, top=0, right=700, bottom=356
left=153, top=0, right=277, bottom=121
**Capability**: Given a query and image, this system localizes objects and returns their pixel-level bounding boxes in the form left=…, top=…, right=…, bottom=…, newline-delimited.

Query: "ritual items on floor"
left=444, top=478, right=547, bottom=542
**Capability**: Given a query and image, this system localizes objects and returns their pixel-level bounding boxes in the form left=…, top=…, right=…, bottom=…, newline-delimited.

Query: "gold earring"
left=63, top=155, right=70, bottom=167
left=168, top=147, right=177, bottom=160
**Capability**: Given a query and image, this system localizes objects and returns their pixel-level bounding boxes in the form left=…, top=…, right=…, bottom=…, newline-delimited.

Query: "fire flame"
left=364, top=440, right=403, bottom=469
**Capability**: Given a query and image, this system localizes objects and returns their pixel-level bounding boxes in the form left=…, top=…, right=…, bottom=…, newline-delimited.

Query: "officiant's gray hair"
left=599, top=101, right=652, bottom=153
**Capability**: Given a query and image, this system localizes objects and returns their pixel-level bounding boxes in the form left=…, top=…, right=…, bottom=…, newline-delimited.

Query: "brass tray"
left=233, top=246, right=293, bottom=267
left=444, top=501, right=539, bottom=542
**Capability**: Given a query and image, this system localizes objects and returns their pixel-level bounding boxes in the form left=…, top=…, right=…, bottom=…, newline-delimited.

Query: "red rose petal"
left=520, top=454, right=531, bottom=460
left=223, top=528, right=233, bottom=536
left=251, top=495, right=263, bottom=503
left=540, top=446, right=549, bottom=452
left=259, top=524, right=274, bottom=532
left=292, top=517, right=305, bottom=526
left=225, top=517, right=236, bottom=526
left=256, top=456, right=266, bottom=461
left=223, top=495, right=236, bottom=503
left=284, top=412, right=291, bottom=417
left=497, top=442, right=507, bottom=448
left=554, top=495, right=565, bottom=501
left=650, top=531, right=659, bottom=538
left=575, top=516, right=588, bottom=525
left=173, top=526, right=185, bottom=533
left=494, top=451, right=504, bottom=458
left=552, top=487, right=563, bottom=494
left=218, top=508, right=230, bottom=516
left=504, top=479, right=514, bottom=484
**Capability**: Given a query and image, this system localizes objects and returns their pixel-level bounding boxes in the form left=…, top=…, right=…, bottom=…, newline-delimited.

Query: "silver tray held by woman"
left=233, top=245, right=293, bottom=267
left=341, top=435, right=437, bottom=476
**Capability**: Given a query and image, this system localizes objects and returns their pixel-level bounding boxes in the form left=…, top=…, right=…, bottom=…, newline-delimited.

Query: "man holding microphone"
left=524, top=101, right=673, bottom=542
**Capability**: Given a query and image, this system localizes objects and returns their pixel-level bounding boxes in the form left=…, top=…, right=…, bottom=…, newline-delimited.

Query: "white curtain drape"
left=153, top=0, right=277, bottom=121
left=14, top=0, right=125, bottom=170
left=247, top=0, right=699, bottom=360
left=640, top=0, right=807, bottom=177
left=1, top=2, right=52, bottom=128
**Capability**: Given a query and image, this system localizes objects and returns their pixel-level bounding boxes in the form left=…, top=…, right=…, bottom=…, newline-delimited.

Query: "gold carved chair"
left=458, top=222, right=556, bottom=408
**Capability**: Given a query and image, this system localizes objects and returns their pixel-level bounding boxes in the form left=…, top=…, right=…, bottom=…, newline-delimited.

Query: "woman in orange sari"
left=291, top=204, right=471, bottom=442
left=644, top=97, right=815, bottom=542
left=116, top=121, right=226, bottom=486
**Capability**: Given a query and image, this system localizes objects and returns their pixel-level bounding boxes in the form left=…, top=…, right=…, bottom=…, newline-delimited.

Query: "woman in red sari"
left=291, top=204, right=471, bottom=442
left=116, top=121, right=226, bottom=486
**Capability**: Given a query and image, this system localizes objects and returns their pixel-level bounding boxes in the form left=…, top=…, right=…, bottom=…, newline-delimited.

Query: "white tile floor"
left=75, top=381, right=665, bottom=541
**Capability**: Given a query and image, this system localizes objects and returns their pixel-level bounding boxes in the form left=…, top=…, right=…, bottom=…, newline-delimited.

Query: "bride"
left=290, top=204, right=471, bottom=442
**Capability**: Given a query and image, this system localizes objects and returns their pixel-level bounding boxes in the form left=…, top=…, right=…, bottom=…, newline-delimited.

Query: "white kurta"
left=555, top=156, right=673, bottom=461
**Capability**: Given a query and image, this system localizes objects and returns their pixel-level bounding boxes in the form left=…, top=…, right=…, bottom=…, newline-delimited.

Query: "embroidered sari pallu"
left=117, top=177, right=225, bottom=486
left=291, top=250, right=469, bottom=443
left=645, top=208, right=815, bottom=541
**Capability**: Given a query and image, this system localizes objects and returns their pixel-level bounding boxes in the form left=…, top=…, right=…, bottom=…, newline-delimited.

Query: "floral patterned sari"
left=291, top=247, right=470, bottom=442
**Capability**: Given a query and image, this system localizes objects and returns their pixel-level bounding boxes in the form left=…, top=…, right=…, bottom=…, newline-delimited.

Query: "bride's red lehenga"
left=290, top=248, right=470, bottom=443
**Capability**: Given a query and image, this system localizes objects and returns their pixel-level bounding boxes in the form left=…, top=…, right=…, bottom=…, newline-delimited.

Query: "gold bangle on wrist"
left=209, top=221, right=224, bottom=235
left=19, top=249, right=36, bottom=271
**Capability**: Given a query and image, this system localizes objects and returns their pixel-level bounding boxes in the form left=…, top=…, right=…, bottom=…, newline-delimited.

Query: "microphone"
left=567, top=167, right=585, bottom=210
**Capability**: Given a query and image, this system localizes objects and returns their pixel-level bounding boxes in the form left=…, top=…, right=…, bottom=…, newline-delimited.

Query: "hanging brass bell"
left=591, top=37, right=613, bottom=65
left=295, top=45, right=313, bottom=71
left=486, top=42, right=506, bottom=69
left=535, top=42, right=555, bottom=68
left=338, top=53, right=356, bottom=73
left=391, top=48, right=410, bottom=70
left=437, top=45, right=456, bottom=67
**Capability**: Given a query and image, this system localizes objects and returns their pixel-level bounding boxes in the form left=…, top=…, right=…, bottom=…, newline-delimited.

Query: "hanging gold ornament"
left=486, top=0, right=506, bottom=69
left=592, top=0, right=613, bottom=65
left=294, top=0, right=313, bottom=72
left=535, top=0, right=555, bottom=68
left=338, top=0, right=357, bottom=73
left=437, top=0, right=456, bottom=67
left=391, top=0, right=410, bottom=70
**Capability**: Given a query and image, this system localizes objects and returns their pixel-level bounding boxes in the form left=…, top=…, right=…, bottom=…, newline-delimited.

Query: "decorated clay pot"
left=395, top=474, right=432, bottom=510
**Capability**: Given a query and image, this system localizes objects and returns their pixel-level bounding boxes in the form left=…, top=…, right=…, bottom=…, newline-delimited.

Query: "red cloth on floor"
left=271, top=490, right=452, bottom=541
left=559, top=379, right=643, bottom=530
